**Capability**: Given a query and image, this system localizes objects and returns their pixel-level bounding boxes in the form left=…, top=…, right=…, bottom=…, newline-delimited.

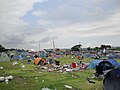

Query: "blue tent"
left=87, top=60, right=103, bottom=69
left=108, top=54, right=120, bottom=59
left=18, top=54, right=23, bottom=60
left=107, top=59, right=118, bottom=67
left=87, top=59, right=119, bottom=69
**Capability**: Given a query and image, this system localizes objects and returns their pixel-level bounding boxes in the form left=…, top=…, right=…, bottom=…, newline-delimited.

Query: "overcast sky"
left=0, top=0, right=120, bottom=50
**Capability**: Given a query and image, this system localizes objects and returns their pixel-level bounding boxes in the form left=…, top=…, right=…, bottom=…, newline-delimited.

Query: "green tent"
left=0, top=53, right=10, bottom=62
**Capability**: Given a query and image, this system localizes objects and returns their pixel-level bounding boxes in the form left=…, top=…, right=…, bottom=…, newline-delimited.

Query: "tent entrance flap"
left=34, top=58, right=46, bottom=65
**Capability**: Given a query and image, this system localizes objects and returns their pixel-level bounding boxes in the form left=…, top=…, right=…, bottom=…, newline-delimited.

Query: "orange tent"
left=34, top=58, right=46, bottom=65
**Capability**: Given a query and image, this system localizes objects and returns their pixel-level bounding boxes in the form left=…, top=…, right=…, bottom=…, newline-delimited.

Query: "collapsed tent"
left=34, top=58, right=46, bottom=65
left=94, top=59, right=120, bottom=90
left=104, top=69, right=120, bottom=90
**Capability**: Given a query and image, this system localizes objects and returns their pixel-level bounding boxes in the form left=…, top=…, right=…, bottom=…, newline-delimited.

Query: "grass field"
left=1, top=55, right=119, bottom=90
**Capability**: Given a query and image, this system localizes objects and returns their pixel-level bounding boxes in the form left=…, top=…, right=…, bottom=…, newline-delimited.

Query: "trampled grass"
left=1, top=55, right=118, bottom=90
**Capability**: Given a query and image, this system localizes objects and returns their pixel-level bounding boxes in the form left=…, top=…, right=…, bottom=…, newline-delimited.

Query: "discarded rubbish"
left=5, top=75, right=13, bottom=80
left=65, top=68, right=72, bottom=72
left=64, top=85, right=72, bottom=89
left=38, top=72, right=42, bottom=73
left=48, top=69, right=52, bottom=72
left=42, top=80, right=44, bottom=82
left=35, top=77, right=38, bottom=79
left=0, top=77, right=5, bottom=81
left=72, top=62, right=77, bottom=68
left=71, top=75, right=77, bottom=78
left=59, top=70, right=63, bottom=73
left=86, top=77, right=95, bottom=84
left=0, top=75, right=13, bottom=84
left=71, top=56, right=74, bottom=59
left=12, top=61, right=18, bottom=65
left=41, top=87, right=51, bottom=90
left=41, top=66, right=48, bottom=70
left=63, top=71, right=67, bottom=74
left=0, top=67, right=4, bottom=69
left=21, top=65, right=25, bottom=68
left=54, top=87, right=57, bottom=90
left=5, top=79, right=9, bottom=84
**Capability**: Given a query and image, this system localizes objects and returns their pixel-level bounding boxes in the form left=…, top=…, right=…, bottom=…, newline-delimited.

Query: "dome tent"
left=87, top=59, right=103, bottom=69
left=0, top=52, right=10, bottom=62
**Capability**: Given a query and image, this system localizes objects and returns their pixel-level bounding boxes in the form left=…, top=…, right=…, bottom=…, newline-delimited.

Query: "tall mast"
left=53, top=41, right=56, bottom=53
left=38, top=43, right=40, bottom=51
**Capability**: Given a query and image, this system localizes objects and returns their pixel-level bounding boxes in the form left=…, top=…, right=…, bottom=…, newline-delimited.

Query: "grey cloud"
left=42, top=0, right=120, bottom=27
left=0, top=0, right=48, bottom=49
left=1, top=34, right=26, bottom=48
left=29, top=41, right=37, bottom=44
left=27, top=35, right=58, bottom=44
left=21, top=27, right=48, bottom=36
left=39, top=36, right=58, bottom=43
left=80, top=35, right=120, bottom=48
left=91, top=26, right=120, bottom=33
left=64, top=11, right=120, bottom=37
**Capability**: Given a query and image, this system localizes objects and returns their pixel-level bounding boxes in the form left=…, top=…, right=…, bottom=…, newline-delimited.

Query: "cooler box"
left=72, top=62, right=77, bottom=68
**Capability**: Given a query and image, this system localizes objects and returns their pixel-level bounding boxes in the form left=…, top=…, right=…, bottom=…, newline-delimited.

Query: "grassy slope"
left=1, top=55, right=119, bottom=90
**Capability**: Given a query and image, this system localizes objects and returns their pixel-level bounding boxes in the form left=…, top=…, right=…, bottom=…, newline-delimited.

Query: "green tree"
left=87, top=47, right=91, bottom=51
left=0, top=45, right=6, bottom=52
left=100, top=45, right=111, bottom=49
left=94, top=47, right=100, bottom=52
left=71, top=44, right=82, bottom=51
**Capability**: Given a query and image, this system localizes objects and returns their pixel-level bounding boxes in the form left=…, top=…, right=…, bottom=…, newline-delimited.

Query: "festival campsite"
left=0, top=48, right=120, bottom=90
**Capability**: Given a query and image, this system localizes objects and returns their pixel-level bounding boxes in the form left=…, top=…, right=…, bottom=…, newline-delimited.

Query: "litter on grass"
left=12, top=61, right=18, bottom=65
left=0, top=75, right=13, bottom=84
left=0, top=67, right=4, bottom=69
left=64, top=85, right=72, bottom=89
left=41, top=87, right=51, bottom=90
